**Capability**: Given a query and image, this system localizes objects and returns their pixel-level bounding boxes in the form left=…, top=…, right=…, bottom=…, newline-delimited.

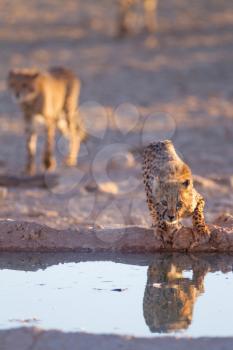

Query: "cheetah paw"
left=191, top=228, right=211, bottom=248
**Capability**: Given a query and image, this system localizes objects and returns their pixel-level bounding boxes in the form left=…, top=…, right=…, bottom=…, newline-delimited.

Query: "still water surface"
left=0, top=253, right=232, bottom=337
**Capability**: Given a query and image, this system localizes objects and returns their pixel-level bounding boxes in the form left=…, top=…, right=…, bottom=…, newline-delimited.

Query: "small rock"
left=98, top=181, right=118, bottom=194
left=111, top=288, right=128, bottom=292
left=27, top=210, right=59, bottom=218
left=85, top=180, right=119, bottom=194
left=109, top=152, right=135, bottom=169
left=213, top=213, right=233, bottom=227
left=85, top=181, right=98, bottom=193
left=9, top=317, right=39, bottom=324
left=46, top=210, right=59, bottom=217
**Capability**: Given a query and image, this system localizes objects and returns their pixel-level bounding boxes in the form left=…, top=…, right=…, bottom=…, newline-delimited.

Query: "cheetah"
left=118, top=0, right=158, bottom=37
left=142, top=140, right=210, bottom=246
left=7, top=67, right=86, bottom=175
left=143, top=255, right=206, bottom=333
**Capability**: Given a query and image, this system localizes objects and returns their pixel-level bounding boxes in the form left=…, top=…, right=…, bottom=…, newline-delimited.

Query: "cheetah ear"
left=29, top=72, right=40, bottom=80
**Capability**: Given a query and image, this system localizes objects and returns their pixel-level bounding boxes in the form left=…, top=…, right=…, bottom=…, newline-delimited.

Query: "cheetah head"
left=154, top=167, right=194, bottom=225
left=7, top=69, right=40, bottom=103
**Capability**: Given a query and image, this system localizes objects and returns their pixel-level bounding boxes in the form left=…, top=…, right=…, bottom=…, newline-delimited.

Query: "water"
left=0, top=252, right=233, bottom=337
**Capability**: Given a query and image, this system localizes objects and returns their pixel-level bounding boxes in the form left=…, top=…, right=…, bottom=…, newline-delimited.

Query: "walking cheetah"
left=118, top=0, right=158, bottom=37
left=142, top=140, right=210, bottom=246
left=8, top=67, right=86, bottom=175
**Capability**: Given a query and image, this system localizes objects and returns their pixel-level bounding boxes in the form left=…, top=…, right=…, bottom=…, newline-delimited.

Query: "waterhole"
left=0, top=252, right=233, bottom=337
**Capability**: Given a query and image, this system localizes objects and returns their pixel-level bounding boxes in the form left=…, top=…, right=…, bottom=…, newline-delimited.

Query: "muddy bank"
left=1, top=327, right=233, bottom=350
left=1, top=251, right=233, bottom=272
left=0, top=214, right=232, bottom=252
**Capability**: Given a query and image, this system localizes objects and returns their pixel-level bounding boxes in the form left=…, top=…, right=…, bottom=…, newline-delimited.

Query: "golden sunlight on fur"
left=8, top=67, right=86, bottom=174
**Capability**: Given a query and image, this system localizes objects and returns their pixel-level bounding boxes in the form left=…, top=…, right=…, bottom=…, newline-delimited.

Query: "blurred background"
left=0, top=0, right=233, bottom=228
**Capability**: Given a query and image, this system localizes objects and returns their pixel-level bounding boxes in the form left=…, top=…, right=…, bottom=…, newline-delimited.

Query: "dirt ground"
left=0, top=0, right=233, bottom=231
left=2, top=327, right=233, bottom=350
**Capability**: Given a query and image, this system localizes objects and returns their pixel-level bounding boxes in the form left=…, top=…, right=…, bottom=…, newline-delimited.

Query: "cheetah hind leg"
left=43, top=123, right=57, bottom=171
left=25, top=129, right=37, bottom=175
left=57, top=113, right=79, bottom=167
left=191, top=197, right=210, bottom=247
left=65, top=119, right=80, bottom=167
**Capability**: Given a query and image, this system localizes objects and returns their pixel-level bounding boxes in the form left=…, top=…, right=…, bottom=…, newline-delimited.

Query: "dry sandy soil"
left=0, top=1, right=233, bottom=233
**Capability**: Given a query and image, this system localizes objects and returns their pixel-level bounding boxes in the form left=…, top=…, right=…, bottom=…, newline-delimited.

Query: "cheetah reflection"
left=143, top=255, right=208, bottom=333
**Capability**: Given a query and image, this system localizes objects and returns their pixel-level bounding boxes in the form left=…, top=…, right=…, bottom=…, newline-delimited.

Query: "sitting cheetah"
left=142, top=140, right=210, bottom=246
left=118, top=0, right=158, bottom=37
left=8, top=67, right=86, bottom=175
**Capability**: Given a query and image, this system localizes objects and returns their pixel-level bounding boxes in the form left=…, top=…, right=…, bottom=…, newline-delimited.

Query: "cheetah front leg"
left=66, top=118, right=80, bottom=167
left=146, top=194, right=167, bottom=246
left=117, top=0, right=134, bottom=37
left=25, top=121, right=37, bottom=175
left=155, top=219, right=168, bottom=246
left=26, top=132, right=37, bottom=175
left=146, top=194, right=158, bottom=227
left=155, top=206, right=177, bottom=247
left=143, top=0, right=158, bottom=34
left=192, top=197, right=210, bottom=246
left=43, top=122, right=56, bottom=171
